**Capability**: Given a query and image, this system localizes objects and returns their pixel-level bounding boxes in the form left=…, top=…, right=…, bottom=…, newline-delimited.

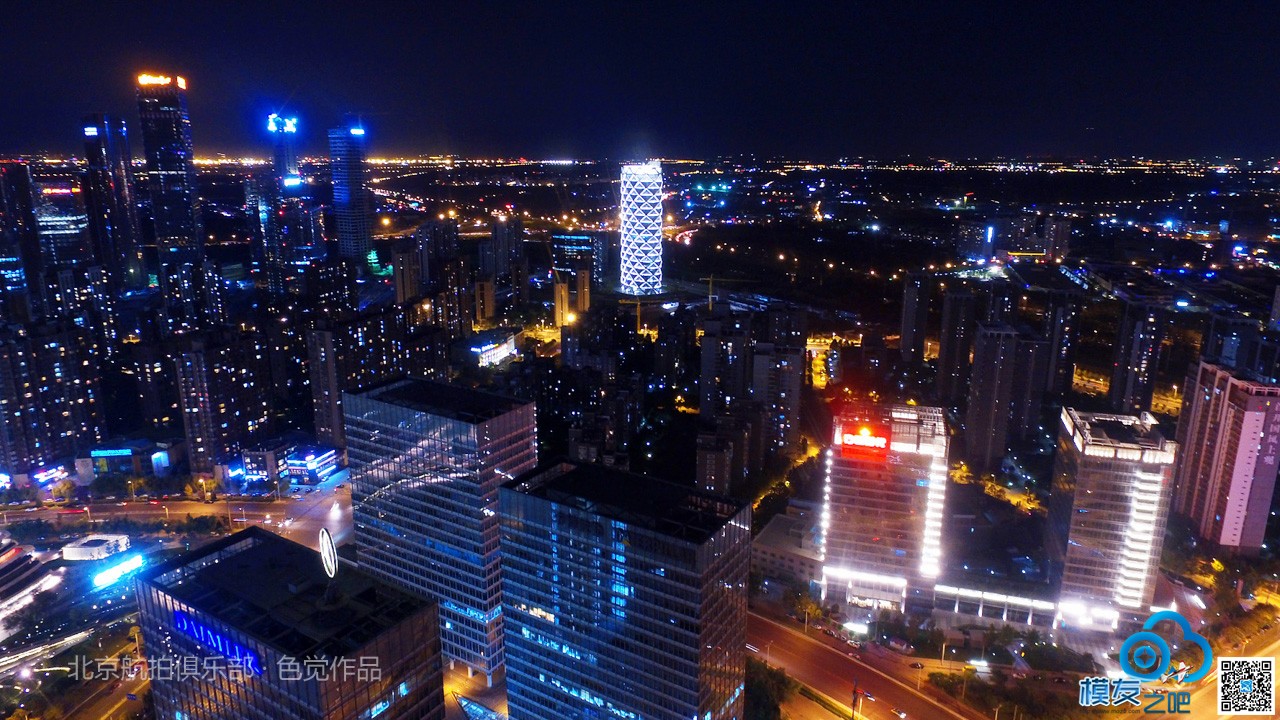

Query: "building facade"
left=821, top=405, right=949, bottom=614
left=618, top=161, right=663, bottom=295
left=1173, top=361, right=1280, bottom=556
left=136, top=527, right=445, bottom=720
left=1049, top=409, right=1177, bottom=630
left=346, top=379, right=537, bottom=681
left=328, top=122, right=372, bottom=263
left=500, top=461, right=749, bottom=720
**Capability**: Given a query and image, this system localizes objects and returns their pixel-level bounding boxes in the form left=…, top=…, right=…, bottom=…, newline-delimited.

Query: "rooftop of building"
left=752, top=503, right=822, bottom=561
left=1063, top=408, right=1173, bottom=451
left=507, top=460, right=748, bottom=545
left=137, top=527, right=432, bottom=659
left=361, top=377, right=529, bottom=424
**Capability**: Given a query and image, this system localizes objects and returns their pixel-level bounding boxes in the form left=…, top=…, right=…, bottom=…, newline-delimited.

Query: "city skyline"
left=3, top=4, right=1280, bottom=159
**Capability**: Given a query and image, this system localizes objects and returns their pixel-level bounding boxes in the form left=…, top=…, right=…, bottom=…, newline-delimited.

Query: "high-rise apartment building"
left=1109, top=300, right=1167, bottom=413
left=346, top=379, right=537, bottom=681
left=1173, top=361, right=1280, bottom=556
left=1049, top=409, right=1176, bottom=628
left=936, top=287, right=977, bottom=407
left=174, top=332, right=273, bottom=474
left=821, top=405, right=949, bottom=612
left=900, top=271, right=930, bottom=363
left=0, top=322, right=103, bottom=482
left=500, top=461, right=749, bottom=720
left=964, top=324, right=1048, bottom=471
left=618, top=161, right=663, bottom=295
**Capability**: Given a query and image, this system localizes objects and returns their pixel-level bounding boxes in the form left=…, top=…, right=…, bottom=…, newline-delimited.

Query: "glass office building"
left=135, top=527, right=445, bottom=720
left=500, top=461, right=750, bottom=720
left=345, top=378, right=537, bottom=681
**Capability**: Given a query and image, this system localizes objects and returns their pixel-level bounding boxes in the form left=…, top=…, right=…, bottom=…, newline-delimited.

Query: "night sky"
left=3, top=3, right=1278, bottom=160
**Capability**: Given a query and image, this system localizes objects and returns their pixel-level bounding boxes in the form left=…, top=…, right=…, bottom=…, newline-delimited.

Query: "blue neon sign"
left=93, top=554, right=144, bottom=588
left=173, top=610, right=262, bottom=674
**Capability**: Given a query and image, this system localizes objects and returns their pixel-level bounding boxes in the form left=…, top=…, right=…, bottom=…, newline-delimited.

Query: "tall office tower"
left=261, top=198, right=326, bottom=295
left=32, top=178, right=92, bottom=270
left=618, top=160, right=663, bottom=295
left=592, top=230, right=619, bottom=287
left=0, top=322, right=103, bottom=482
left=266, top=113, right=299, bottom=180
left=137, top=527, right=446, bottom=720
left=1043, top=216, right=1071, bottom=261
left=700, top=313, right=753, bottom=414
left=500, top=461, right=749, bottom=720
left=935, top=288, right=977, bottom=407
left=964, top=325, right=1048, bottom=472
left=81, top=114, right=145, bottom=291
left=137, top=73, right=205, bottom=332
left=346, top=379, right=537, bottom=682
left=900, top=272, right=930, bottom=363
left=1109, top=300, right=1167, bottom=413
left=821, top=405, right=949, bottom=613
left=1049, top=409, right=1176, bottom=627
left=328, top=121, right=372, bottom=264
left=174, top=333, right=272, bottom=474
left=0, top=162, right=43, bottom=320
left=1201, top=312, right=1260, bottom=370
left=432, top=257, right=473, bottom=341
left=306, top=308, right=410, bottom=450
left=750, top=342, right=804, bottom=453
left=1173, top=361, right=1280, bottom=556
left=552, top=280, right=571, bottom=327
left=1043, top=288, right=1082, bottom=394
left=391, top=239, right=422, bottom=305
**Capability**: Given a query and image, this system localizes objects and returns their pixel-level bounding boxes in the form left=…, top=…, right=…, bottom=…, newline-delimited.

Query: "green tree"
left=745, top=658, right=796, bottom=720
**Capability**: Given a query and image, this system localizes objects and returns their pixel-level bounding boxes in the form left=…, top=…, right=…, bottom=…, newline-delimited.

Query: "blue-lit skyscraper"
left=500, top=461, right=750, bottom=720
left=345, top=379, right=537, bottom=682
left=328, top=121, right=373, bottom=264
left=81, top=114, right=145, bottom=291
left=266, top=113, right=299, bottom=181
left=136, top=73, right=205, bottom=332
left=619, top=160, right=664, bottom=295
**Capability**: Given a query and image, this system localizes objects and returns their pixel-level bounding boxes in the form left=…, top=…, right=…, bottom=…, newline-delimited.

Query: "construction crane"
left=698, top=275, right=753, bottom=311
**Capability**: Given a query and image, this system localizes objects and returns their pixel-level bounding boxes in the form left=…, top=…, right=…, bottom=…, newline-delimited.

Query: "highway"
left=748, top=613, right=980, bottom=720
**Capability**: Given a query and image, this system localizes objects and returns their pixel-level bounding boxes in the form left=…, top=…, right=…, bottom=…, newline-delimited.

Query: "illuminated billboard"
left=833, top=423, right=890, bottom=458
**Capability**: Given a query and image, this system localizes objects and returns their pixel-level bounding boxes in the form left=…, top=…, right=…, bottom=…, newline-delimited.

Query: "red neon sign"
left=834, top=424, right=890, bottom=457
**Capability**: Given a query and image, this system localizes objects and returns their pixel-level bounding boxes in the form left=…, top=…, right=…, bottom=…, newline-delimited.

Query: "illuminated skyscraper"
left=266, top=113, right=299, bottom=181
left=328, top=121, right=372, bottom=263
left=899, top=271, right=930, bottom=363
left=345, top=379, right=537, bottom=682
left=500, top=461, right=749, bottom=720
left=174, top=332, right=273, bottom=474
left=820, top=405, right=948, bottom=614
left=137, top=73, right=205, bottom=333
left=618, top=161, right=663, bottom=295
left=81, top=114, right=145, bottom=291
left=1173, top=361, right=1280, bottom=556
left=1049, top=409, right=1176, bottom=628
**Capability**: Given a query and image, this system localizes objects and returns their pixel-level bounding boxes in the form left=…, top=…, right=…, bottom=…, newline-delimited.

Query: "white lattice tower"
left=619, top=161, right=663, bottom=295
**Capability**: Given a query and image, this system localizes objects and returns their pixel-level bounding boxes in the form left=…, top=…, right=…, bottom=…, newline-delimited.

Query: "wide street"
left=748, top=612, right=981, bottom=720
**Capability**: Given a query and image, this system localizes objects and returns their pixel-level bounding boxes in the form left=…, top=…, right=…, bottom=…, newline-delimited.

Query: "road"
left=748, top=613, right=980, bottom=720
left=0, top=478, right=352, bottom=554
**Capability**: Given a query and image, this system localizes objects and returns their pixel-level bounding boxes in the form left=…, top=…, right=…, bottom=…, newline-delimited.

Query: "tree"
left=950, top=462, right=974, bottom=485
left=745, top=658, right=796, bottom=720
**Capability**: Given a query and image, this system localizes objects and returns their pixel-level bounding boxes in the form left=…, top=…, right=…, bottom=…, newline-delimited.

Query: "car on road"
left=862, top=693, right=875, bottom=702
left=909, top=662, right=924, bottom=669
left=891, top=709, right=907, bottom=718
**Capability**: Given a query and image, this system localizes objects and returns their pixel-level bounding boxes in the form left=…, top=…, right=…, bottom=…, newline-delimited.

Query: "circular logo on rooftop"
left=319, top=528, right=338, bottom=579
